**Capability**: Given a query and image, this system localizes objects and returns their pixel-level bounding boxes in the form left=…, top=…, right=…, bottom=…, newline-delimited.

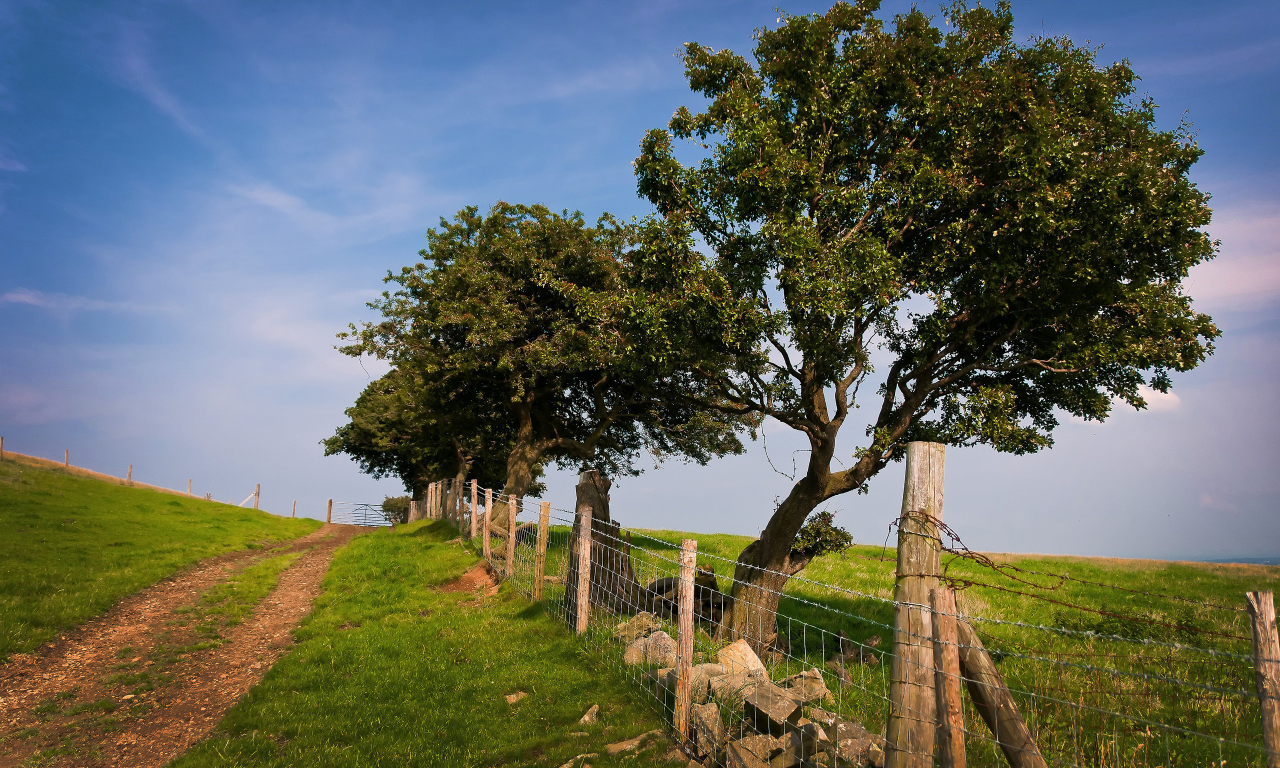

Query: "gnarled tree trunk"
left=565, top=470, right=644, bottom=620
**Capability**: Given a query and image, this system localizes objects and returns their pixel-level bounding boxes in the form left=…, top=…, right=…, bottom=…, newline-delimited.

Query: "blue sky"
left=1, top=0, right=1276, bottom=560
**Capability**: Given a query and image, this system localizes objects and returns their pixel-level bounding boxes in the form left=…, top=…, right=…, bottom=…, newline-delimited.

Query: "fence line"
left=418, top=461, right=1277, bottom=768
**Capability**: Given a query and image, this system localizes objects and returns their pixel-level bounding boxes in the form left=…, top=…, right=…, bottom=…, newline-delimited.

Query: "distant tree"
left=339, top=202, right=748, bottom=533
left=322, top=366, right=516, bottom=502
left=633, top=0, right=1220, bottom=646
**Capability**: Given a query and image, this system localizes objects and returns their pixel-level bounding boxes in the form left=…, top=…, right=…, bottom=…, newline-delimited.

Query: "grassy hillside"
left=170, top=521, right=679, bottom=768
left=0, top=456, right=320, bottom=660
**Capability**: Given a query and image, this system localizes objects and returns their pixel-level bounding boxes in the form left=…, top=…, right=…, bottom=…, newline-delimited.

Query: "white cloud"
left=108, top=19, right=212, bottom=148
left=1136, top=384, right=1181, bottom=412
left=0, top=154, right=25, bottom=172
left=1188, top=204, right=1280, bottom=310
left=0, top=288, right=141, bottom=316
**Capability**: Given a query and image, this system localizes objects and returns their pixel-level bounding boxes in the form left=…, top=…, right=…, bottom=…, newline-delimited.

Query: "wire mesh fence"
left=418, top=475, right=1276, bottom=768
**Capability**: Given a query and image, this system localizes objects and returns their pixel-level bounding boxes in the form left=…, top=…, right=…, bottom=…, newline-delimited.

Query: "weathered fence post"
left=955, top=620, right=1046, bottom=768
left=931, top=588, right=966, bottom=768
left=1, top=436, right=5, bottom=460
left=887, top=441, right=945, bottom=768
left=505, top=496, right=519, bottom=578
left=1248, top=590, right=1280, bottom=768
left=483, top=488, right=493, bottom=563
left=127, top=464, right=133, bottom=483
left=64, top=449, right=69, bottom=467
left=326, top=499, right=333, bottom=523
left=534, top=501, right=550, bottom=600
left=254, top=483, right=260, bottom=510
left=575, top=499, right=593, bottom=635
left=675, top=538, right=698, bottom=742
left=188, top=479, right=192, bottom=496
left=470, top=479, right=478, bottom=539
left=292, top=499, right=296, bottom=518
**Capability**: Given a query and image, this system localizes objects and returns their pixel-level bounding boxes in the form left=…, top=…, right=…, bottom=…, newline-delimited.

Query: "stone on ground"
left=779, top=668, right=833, bottom=704
left=725, top=733, right=782, bottom=768
left=604, top=729, right=663, bottom=755
left=614, top=611, right=661, bottom=642
left=708, top=672, right=762, bottom=701
left=743, top=680, right=802, bottom=736
left=718, top=638, right=768, bottom=677
left=578, top=704, right=600, bottom=724
left=505, top=690, right=527, bottom=704
left=691, top=701, right=724, bottom=758
left=623, top=630, right=679, bottom=666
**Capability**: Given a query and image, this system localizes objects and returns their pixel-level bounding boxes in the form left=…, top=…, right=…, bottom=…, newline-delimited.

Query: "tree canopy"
left=338, top=202, right=748, bottom=523
left=632, top=0, right=1219, bottom=641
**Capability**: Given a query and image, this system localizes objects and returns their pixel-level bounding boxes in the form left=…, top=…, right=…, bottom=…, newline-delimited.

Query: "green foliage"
left=790, top=510, right=853, bottom=562
left=381, top=495, right=411, bottom=524
left=339, top=202, right=748, bottom=495
left=169, top=522, right=679, bottom=768
left=633, top=0, right=1220, bottom=503
left=0, top=457, right=318, bottom=660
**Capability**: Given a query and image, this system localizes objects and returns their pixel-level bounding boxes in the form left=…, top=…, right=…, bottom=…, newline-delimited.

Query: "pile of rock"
left=617, top=620, right=885, bottom=768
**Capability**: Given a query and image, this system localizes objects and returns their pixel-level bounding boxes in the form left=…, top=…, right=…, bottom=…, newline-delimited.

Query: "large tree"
left=340, top=202, right=746, bottom=533
left=633, top=0, right=1219, bottom=645
left=322, top=365, right=514, bottom=500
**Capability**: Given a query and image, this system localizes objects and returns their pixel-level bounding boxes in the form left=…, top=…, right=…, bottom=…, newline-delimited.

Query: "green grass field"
left=170, top=520, right=681, bottom=768
left=0, top=456, right=319, bottom=660
left=584, top=528, right=1280, bottom=767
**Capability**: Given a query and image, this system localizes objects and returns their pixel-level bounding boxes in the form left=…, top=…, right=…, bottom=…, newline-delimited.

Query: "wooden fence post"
left=127, top=464, right=133, bottom=483
left=254, top=483, right=260, bottom=510
left=955, top=620, right=1046, bottom=768
left=887, top=441, right=945, bottom=768
left=534, top=501, right=550, bottom=600
left=505, top=496, right=519, bottom=578
left=470, top=479, right=478, bottom=539
left=931, top=588, right=966, bottom=768
left=326, top=499, right=333, bottom=524
left=675, top=538, right=698, bottom=742
left=1, top=436, right=5, bottom=460
left=575, top=501, right=593, bottom=635
left=483, top=488, right=493, bottom=563
left=64, top=449, right=69, bottom=467
left=1248, top=591, right=1280, bottom=768
left=188, top=479, right=192, bottom=495
left=292, top=500, right=296, bottom=518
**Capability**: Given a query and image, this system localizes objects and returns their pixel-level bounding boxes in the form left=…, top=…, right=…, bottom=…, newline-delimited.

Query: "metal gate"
left=328, top=502, right=395, bottom=527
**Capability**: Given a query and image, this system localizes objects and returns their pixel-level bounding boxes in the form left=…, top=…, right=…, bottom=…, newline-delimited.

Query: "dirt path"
left=0, top=523, right=367, bottom=767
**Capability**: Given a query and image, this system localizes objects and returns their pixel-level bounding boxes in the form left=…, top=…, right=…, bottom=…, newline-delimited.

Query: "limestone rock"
left=718, top=638, right=768, bottom=677
left=726, top=734, right=782, bottom=768
left=578, top=704, right=600, bottom=724
left=614, top=611, right=661, bottom=642
left=690, top=663, right=726, bottom=704
left=624, top=630, right=678, bottom=666
left=505, top=690, right=527, bottom=704
left=691, top=701, right=723, bottom=759
left=835, top=723, right=886, bottom=767
left=781, top=721, right=830, bottom=760
left=743, top=680, right=802, bottom=736
left=805, top=707, right=838, bottom=729
left=708, top=672, right=762, bottom=702
left=780, top=668, right=834, bottom=705
left=824, top=659, right=853, bottom=688
left=605, top=729, right=663, bottom=755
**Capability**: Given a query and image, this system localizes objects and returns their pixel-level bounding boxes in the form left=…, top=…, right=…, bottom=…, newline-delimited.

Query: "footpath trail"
left=0, top=523, right=366, bottom=767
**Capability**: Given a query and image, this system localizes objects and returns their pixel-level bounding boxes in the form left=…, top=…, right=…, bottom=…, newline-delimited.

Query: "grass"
left=169, top=521, right=681, bottom=768
left=0, top=455, right=320, bottom=660
left=599, top=528, right=1280, bottom=768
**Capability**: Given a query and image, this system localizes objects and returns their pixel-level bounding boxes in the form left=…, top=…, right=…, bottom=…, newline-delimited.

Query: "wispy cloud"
left=0, top=288, right=141, bottom=317
left=0, top=153, right=25, bottom=172
left=108, top=19, right=211, bottom=147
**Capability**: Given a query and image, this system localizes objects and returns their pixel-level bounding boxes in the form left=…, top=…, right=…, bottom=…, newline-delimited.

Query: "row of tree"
left=324, top=1, right=1219, bottom=641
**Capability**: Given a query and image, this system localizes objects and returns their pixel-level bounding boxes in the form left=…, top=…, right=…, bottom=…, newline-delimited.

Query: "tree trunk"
left=720, top=438, right=834, bottom=655
left=565, top=470, right=645, bottom=619
left=491, top=400, right=541, bottom=559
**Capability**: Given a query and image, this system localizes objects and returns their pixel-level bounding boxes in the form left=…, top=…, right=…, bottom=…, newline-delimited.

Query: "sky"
left=0, top=0, right=1276, bottom=561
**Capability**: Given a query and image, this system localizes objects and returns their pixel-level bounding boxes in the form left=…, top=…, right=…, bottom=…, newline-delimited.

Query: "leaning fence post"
left=675, top=538, right=698, bottom=742
left=887, top=441, right=945, bottom=768
left=505, top=496, right=519, bottom=578
left=534, top=501, right=550, bottom=600
left=575, top=501, right=593, bottom=635
left=254, top=483, right=260, bottom=510
left=483, top=488, right=493, bottom=563
left=292, top=500, right=296, bottom=518
left=326, top=499, right=333, bottom=524
left=1248, top=590, right=1280, bottom=768
left=931, top=588, right=966, bottom=768
left=470, top=479, right=478, bottom=539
